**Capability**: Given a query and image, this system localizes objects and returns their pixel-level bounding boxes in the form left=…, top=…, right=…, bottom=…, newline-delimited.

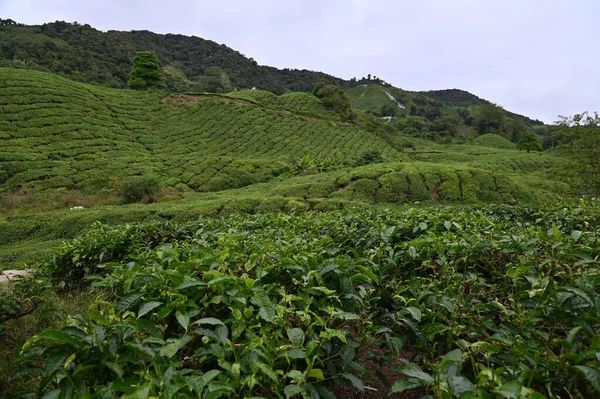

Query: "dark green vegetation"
left=1, top=19, right=599, bottom=398
left=128, top=51, right=165, bottom=90
left=0, top=20, right=339, bottom=94
left=2, top=201, right=599, bottom=398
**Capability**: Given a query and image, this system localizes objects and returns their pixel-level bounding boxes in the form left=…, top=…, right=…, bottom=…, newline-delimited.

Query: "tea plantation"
left=0, top=67, right=598, bottom=398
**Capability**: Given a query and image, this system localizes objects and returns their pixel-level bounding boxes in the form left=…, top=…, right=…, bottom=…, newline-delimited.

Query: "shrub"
left=120, top=176, right=159, bottom=203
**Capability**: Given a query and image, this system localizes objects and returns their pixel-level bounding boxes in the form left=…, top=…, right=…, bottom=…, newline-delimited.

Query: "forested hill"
left=0, top=19, right=342, bottom=94
left=421, top=89, right=543, bottom=126
left=1, top=19, right=540, bottom=125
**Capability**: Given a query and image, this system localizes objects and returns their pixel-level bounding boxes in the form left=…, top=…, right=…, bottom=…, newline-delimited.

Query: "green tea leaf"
left=405, top=306, right=422, bottom=322
left=390, top=377, right=420, bottom=393
left=401, top=366, right=434, bottom=384
left=35, top=330, right=80, bottom=346
left=284, top=384, right=304, bottom=398
left=252, top=287, right=276, bottom=323
left=572, top=365, right=600, bottom=392
left=342, top=373, right=364, bottom=392
left=493, top=380, right=523, bottom=398
left=115, top=293, right=143, bottom=314
left=137, top=301, right=162, bottom=318
left=287, top=328, right=305, bottom=346
left=280, top=349, right=306, bottom=359
left=256, top=362, right=279, bottom=383
left=307, top=368, right=324, bottom=380
left=176, top=310, right=190, bottom=330
left=193, top=317, right=225, bottom=326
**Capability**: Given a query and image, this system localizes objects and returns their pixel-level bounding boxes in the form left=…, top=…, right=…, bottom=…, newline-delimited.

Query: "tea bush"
left=8, top=200, right=600, bottom=398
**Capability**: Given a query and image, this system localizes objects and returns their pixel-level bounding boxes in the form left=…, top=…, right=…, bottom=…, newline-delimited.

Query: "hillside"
left=0, top=68, right=399, bottom=193
left=421, top=89, right=544, bottom=126
left=0, top=20, right=341, bottom=94
left=1, top=19, right=541, bottom=127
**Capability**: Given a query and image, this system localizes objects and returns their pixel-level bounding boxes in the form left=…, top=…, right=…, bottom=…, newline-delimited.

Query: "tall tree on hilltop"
left=128, top=51, right=165, bottom=90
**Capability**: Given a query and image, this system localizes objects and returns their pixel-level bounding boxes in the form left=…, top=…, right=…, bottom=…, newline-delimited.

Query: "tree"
left=128, top=51, right=165, bottom=90
left=554, top=112, right=600, bottom=194
left=312, top=80, right=353, bottom=119
left=506, top=118, right=529, bottom=142
left=517, top=132, right=542, bottom=152
left=474, top=103, right=506, bottom=135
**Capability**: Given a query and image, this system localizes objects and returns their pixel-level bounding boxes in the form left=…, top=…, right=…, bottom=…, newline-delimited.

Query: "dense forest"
left=0, top=19, right=341, bottom=94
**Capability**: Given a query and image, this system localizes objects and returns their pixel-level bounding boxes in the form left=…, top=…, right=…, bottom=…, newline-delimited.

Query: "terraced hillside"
left=0, top=68, right=400, bottom=193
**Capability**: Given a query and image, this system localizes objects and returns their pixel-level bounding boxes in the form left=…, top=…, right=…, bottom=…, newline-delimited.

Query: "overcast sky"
left=2, top=0, right=598, bottom=123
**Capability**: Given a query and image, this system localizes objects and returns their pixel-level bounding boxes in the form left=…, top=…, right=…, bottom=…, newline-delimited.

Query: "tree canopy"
left=312, top=80, right=353, bottom=119
left=517, top=132, right=543, bottom=152
left=128, top=51, right=165, bottom=90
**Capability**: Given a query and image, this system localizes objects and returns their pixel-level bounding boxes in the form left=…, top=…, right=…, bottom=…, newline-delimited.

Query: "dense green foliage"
left=0, top=21, right=339, bottom=94
left=2, top=201, right=599, bottom=398
left=517, top=132, right=543, bottom=152
left=554, top=112, right=600, bottom=194
left=421, top=89, right=543, bottom=126
left=128, top=51, right=165, bottom=90
left=120, top=175, right=160, bottom=203
left=312, top=80, right=353, bottom=119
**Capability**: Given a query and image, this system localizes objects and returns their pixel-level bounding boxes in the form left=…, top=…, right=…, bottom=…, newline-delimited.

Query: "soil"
left=328, top=346, right=424, bottom=399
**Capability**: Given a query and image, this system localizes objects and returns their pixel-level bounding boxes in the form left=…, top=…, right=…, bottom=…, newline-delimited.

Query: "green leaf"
left=390, top=377, right=420, bottom=393
left=558, top=286, right=593, bottom=306
left=193, top=317, right=225, bottom=326
left=188, top=370, right=220, bottom=394
left=284, top=384, right=304, bottom=398
left=439, top=349, right=463, bottom=369
left=493, top=380, right=523, bottom=399
left=356, top=265, right=379, bottom=283
left=159, top=336, right=192, bottom=358
left=287, top=370, right=305, bottom=382
left=307, top=368, right=324, bottom=380
left=280, top=349, right=306, bottom=359
left=44, top=352, right=69, bottom=375
left=115, top=293, right=143, bottom=314
left=319, top=263, right=339, bottom=275
left=252, top=287, right=276, bottom=323
left=35, top=330, right=80, bottom=346
left=137, top=301, right=162, bottom=318
left=127, top=318, right=163, bottom=338
left=571, top=230, right=583, bottom=240
left=449, top=375, right=476, bottom=397
left=566, top=326, right=583, bottom=346
left=405, top=306, right=422, bottom=322
left=256, top=362, right=279, bottom=384
left=41, top=391, right=60, bottom=399
left=572, top=365, right=600, bottom=392
left=105, top=360, right=124, bottom=379
left=342, top=373, right=364, bottom=392
left=287, top=328, right=305, bottom=346
left=401, top=366, right=434, bottom=385
left=175, top=310, right=190, bottom=330
left=121, top=384, right=150, bottom=399
left=176, top=280, right=207, bottom=290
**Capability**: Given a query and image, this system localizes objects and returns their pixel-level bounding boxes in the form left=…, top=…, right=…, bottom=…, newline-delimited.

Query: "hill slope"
left=0, top=20, right=340, bottom=94
left=0, top=68, right=400, bottom=193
